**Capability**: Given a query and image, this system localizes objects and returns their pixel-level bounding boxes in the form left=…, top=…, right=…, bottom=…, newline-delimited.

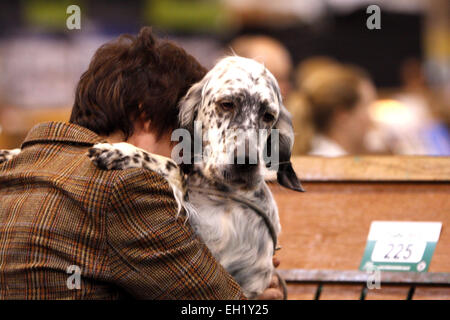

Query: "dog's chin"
left=206, top=165, right=262, bottom=190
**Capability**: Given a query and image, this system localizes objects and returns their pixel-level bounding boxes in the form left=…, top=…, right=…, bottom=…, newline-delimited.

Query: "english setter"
left=0, top=56, right=303, bottom=298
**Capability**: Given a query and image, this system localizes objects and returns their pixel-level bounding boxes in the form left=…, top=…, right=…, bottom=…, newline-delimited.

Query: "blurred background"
left=0, top=0, right=448, bottom=156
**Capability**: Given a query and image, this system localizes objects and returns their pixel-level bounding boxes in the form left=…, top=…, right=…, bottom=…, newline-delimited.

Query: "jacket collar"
left=21, top=122, right=106, bottom=148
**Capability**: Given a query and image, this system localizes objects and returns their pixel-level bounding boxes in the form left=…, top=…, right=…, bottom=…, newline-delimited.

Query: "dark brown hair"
left=70, top=27, right=207, bottom=139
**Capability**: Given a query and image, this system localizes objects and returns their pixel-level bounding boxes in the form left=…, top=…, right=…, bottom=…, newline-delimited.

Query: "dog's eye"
left=219, top=101, right=234, bottom=111
left=263, top=112, right=275, bottom=123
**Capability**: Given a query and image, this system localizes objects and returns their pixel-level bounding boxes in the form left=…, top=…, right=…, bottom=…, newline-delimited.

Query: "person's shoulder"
left=110, top=167, right=174, bottom=198
left=107, top=167, right=179, bottom=221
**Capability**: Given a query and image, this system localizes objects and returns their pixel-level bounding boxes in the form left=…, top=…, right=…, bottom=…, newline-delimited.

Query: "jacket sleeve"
left=106, top=168, right=246, bottom=300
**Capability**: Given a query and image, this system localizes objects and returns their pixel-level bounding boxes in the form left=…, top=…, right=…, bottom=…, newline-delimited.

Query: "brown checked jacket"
left=0, top=121, right=245, bottom=300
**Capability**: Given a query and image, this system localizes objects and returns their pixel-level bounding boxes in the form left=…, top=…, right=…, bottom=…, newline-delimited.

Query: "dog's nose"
left=234, top=156, right=258, bottom=171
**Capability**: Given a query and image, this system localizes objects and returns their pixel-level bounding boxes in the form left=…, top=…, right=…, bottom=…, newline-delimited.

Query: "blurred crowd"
left=228, top=35, right=450, bottom=156
left=0, top=0, right=449, bottom=156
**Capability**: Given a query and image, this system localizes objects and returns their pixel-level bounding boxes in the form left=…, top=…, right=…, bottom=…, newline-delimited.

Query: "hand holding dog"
left=256, top=257, right=284, bottom=300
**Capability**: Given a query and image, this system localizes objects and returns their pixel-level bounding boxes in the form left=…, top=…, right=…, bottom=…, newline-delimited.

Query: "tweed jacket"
left=0, top=122, right=245, bottom=300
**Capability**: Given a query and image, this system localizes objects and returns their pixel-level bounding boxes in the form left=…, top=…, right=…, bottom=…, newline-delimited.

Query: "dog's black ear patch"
left=268, top=104, right=304, bottom=192
left=277, top=162, right=304, bottom=192
left=274, top=131, right=304, bottom=192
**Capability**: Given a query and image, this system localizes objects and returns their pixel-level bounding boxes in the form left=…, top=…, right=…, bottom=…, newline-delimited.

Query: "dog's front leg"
left=88, top=142, right=192, bottom=217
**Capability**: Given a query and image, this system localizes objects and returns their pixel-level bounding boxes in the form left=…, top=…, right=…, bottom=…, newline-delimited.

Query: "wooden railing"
left=270, top=156, right=450, bottom=300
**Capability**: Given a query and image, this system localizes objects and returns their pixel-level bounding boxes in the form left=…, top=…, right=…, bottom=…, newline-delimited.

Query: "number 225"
left=384, top=243, right=413, bottom=260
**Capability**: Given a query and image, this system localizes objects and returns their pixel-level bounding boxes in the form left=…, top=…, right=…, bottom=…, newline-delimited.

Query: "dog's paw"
left=0, top=149, right=20, bottom=164
left=0, top=150, right=9, bottom=164
left=88, top=143, right=193, bottom=218
left=88, top=143, right=135, bottom=170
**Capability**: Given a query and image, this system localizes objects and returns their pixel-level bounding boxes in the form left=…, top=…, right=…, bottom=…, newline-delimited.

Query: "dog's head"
left=178, top=56, right=303, bottom=191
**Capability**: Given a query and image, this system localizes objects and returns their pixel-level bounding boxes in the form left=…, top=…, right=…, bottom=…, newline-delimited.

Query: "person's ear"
left=142, top=119, right=152, bottom=133
left=269, top=104, right=304, bottom=192
left=135, top=104, right=152, bottom=133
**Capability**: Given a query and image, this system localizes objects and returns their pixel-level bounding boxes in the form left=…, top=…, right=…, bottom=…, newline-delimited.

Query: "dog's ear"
left=177, top=77, right=209, bottom=171
left=269, top=104, right=305, bottom=192
left=178, top=77, right=208, bottom=132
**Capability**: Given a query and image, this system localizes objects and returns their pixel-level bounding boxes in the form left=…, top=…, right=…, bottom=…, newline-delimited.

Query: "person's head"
left=301, top=64, right=376, bottom=153
left=294, top=56, right=339, bottom=91
left=229, top=35, right=293, bottom=97
left=288, top=56, right=339, bottom=155
left=70, top=27, right=207, bottom=155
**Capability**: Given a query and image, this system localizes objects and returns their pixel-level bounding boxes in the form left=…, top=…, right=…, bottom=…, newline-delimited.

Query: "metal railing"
left=278, top=269, right=450, bottom=300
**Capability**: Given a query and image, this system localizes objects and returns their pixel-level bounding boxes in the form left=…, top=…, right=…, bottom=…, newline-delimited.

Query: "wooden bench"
left=270, top=156, right=450, bottom=300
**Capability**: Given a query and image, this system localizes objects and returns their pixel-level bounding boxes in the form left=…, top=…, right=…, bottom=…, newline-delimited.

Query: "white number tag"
left=360, top=221, right=442, bottom=273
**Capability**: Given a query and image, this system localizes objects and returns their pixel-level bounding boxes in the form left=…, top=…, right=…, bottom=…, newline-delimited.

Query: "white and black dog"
left=0, top=56, right=303, bottom=298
